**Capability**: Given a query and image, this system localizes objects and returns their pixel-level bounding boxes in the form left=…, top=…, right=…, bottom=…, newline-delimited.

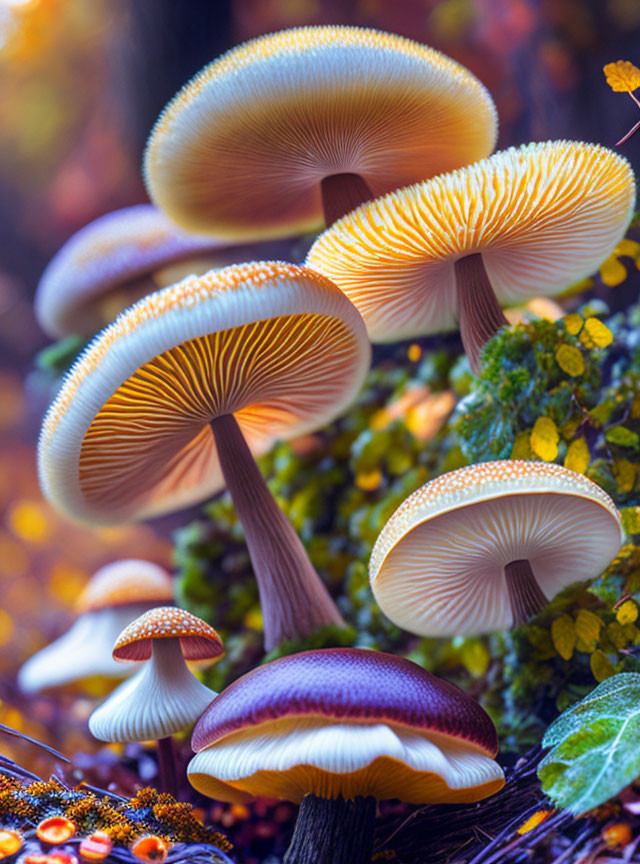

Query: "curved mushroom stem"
left=504, top=559, right=549, bottom=627
left=454, top=253, right=510, bottom=374
left=284, top=794, right=376, bottom=864
left=321, top=173, right=374, bottom=226
left=210, top=414, right=345, bottom=651
left=157, top=736, right=178, bottom=799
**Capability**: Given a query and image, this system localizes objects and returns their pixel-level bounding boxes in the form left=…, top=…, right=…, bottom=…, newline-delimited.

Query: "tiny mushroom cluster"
left=31, top=19, right=637, bottom=864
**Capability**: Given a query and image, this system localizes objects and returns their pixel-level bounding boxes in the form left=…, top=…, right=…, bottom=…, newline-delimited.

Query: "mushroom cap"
left=306, top=141, right=636, bottom=342
left=76, top=559, right=173, bottom=614
left=38, top=261, right=370, bottom=524
left=370, top=461, right=623, bottom=636
left=113, top=607, right=224, bottom=662
left=144, top=25, right=497, bottom=242
left=189, top=648, right=503, bottom=804
left=34, top=205, right=226, bottom=339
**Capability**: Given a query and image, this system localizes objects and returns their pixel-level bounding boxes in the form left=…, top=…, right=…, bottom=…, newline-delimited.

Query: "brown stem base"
left=454, top=253, right=510, bottom=374
left=504, top=559, right=549, bottom=627
left=210, top=414, right=345, bottom=651
left=157, top=736, right=178, bottom=799
left=284, top=794, right=376, bottom=864
left=321, top=173, right=373, bottom=226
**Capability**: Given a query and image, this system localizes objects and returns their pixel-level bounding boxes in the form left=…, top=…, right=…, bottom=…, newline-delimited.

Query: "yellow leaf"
left=530, top=417, right=559, bottom=461
left=552, top=614, right=576, bottom=660
left=590, top=649, right=617, bottom=682
left=603, top=60, right=640, bottom=92
left=460, top=639, right=490, bottom=677
left=580, top=318, right=614, bottom=349
left=575, top=608, right=603, bottom=648
left=564, top=438, right=590, bottom=474
left=517, top=810, right=554, bottom=835
left=555, top=344, right=585, bottom=377
left=511, top=429, right=532, bottom=460
left=616, top=238, right=640, bottom=259
left=563, top=313, right=583, bottom=336
left=616, top=600, right=638, bottom=626
left=599, top=255, right=627, bottom=287
left=614, top=459, right=636, bottom=493
left=356, top=468, right=383, bottom=491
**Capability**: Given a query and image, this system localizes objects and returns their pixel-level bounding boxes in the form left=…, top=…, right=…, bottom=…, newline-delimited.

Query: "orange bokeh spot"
left=0, top=829, right=22, bottom=858
left=131, top=836, right=170, bottom=862
left=36, top=816, right=76, bottom=844
left=23, top=855, right=78, bottom=864
left=78, top=831, right=113, bottom=861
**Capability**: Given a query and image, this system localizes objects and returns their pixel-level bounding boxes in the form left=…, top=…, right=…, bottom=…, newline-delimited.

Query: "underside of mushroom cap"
left=144, top=25, right=497, bottom=241
left=76, top=560, right=173, bottom=614
left=34, top=205, right=225, bottom=339
left=192, top=648, right=498, bottom=756
left=370, top=461, right=623, bottom=636
left=188, top=716, right=505, bottom=804
left=38, top=262, right=370, bottom=524
left=306, top=141, right=636, bottom=342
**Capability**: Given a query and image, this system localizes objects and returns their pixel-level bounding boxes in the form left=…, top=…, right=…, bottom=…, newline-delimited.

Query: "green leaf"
left=605, top=426, right=640, bottom=448
left=539, top=673, right=640, bottom=814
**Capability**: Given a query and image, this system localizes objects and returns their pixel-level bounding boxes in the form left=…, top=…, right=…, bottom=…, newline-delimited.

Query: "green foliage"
left=539, top=673, right=640, bottom=814
left=35, top=334, right=86, bottom=375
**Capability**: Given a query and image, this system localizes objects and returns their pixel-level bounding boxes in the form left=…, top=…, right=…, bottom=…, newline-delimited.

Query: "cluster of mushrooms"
left=25, top=24, right=634, bottom=864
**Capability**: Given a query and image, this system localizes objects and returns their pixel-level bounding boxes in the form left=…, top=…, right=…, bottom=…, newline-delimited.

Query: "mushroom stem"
left=210, top=414, right=345, bottom=651
left=321, top=173, right=374, bottom=226
left=454, top=253, right=509, bottom=374
left=157, top=736, right=178, bottom=799
left=283, top=794, right=376, bottom=864
left=504, top=559, right=549, bottom=627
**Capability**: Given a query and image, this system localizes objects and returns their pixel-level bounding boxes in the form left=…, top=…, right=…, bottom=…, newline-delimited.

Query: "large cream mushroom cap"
left=370, top=461, right=623, bottom=636
left=145, top=26, right=497, bottom=241
left=38, top=262, right=370, bottom=524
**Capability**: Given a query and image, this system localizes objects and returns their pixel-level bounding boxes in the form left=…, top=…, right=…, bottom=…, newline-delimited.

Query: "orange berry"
left=131, top=836, right=170, bottom=862
left=36, top=817, right=76, bottom=845
left=602, top=821, right=632, bottom=848
left=0, top=829, right=22, bottom=859
left=79, top=831, right=113, bottom=861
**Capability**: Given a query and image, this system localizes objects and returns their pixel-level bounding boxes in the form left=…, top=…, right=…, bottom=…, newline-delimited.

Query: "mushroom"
left=306, top=140, right=636, bottom=372
left=38, top=262, right=370, bottom=650
left=369, top=461, right=623, bottom=635
left=18, top=560, right=173, bottom=693
left=188, top=647, right=504, bottom=864
left=89, top=606, right=223, bottom=797
left=144, top=25, right=497, bottom=240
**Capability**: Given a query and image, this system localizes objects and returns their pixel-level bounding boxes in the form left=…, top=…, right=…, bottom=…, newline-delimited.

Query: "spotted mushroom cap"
left=76, top=560, right=173, bottom=614
left=38, top=261, right=370, bottom=525
left=188, top=648, right=504, bottom=804
left=34, top=205, right=230, bottom=339
left=144, top=26, right=497, bottom=242
left=113, top=607, right=224, bottom=662
left=370, top=461, right=623, bottom=636
left=306, top=141, right=636, bottom=342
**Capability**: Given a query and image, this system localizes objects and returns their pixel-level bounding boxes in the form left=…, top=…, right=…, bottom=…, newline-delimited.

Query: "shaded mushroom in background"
left=370, top=461, right=623, bottom=635
left=188, top=648, right=504, bottom=864
left=306, top=140, right=636, bottom=372
left=144, top=25, right=497, bottom=240
left=34, top=204, right=304, bottom=340
left=17, top=559, right=174, bottom=694
left=38, top=262, right=370, bottom=650
left=89, top=606, right=223, bottom=797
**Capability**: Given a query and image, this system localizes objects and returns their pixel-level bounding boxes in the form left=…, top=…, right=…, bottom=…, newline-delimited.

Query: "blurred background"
left=1, top=0, right=639, bottom=759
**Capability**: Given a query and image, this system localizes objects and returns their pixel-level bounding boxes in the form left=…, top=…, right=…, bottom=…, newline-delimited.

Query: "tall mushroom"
left=370, top=461, right=623, bottom=635
left=89, top=607, right=223, bottom=797
left=18, top=559, right=173, bottom=693
left=188, top=648, right=504, bottom=864
left=38, top=262, right=370, bottom=650
left=306, top=141, right=636, bottom=372
left=144, top=25, right=497, bottom=239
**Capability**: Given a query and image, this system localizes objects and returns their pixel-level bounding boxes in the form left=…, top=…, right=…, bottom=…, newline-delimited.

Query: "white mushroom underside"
left=89, top=638, right=216, bottom=742
left=372, top=493, right=622, bottom=636
left=17, top=605, right=151, bottom=693
left=188, top=717, right=504, bottom=804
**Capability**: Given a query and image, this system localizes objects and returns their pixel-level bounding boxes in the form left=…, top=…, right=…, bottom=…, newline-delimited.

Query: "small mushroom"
left=188, top=647, right=504, bottom=864
left=89, top=607, right=223, bottom=796
left=18, top=560, right=173, bottom=693
left=39, top=262, right=370, bottom=650
left=370, top=461, right=623, bottom=635
left=306, top=140, right=636, bottom=372
left=144, top=25, right=497, bottom=239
